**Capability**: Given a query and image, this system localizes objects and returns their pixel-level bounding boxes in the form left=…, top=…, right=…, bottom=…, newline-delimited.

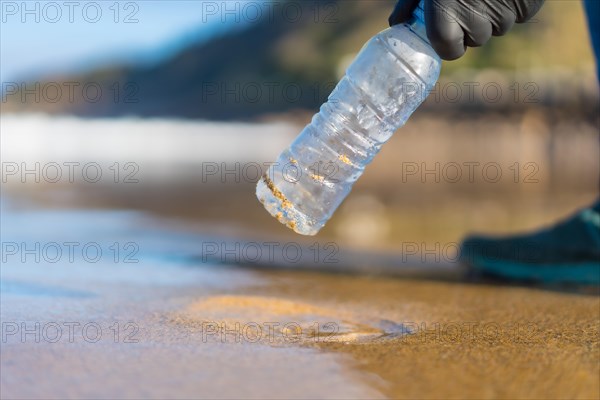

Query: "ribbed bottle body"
left=257, top=15, right=441, bottom=235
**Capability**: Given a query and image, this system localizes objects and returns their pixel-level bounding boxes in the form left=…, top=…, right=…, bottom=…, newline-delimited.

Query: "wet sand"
left=1, top=202, right=598, bottom=399
left=256, top=271, right=600, bottom=399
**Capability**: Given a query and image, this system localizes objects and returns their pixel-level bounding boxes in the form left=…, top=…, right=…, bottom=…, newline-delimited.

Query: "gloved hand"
left=389, top=0, right=545, bottom=60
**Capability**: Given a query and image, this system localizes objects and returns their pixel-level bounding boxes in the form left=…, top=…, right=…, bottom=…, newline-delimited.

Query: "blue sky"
left=1, top=1, right=257, bottom=82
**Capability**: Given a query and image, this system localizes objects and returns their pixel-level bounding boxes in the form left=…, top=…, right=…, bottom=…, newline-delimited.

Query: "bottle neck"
left=407, top=1, right=429, bottom=44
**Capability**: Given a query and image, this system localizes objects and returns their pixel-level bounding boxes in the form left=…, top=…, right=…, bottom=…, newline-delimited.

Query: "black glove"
left=389, top=0, right=545, bottom=60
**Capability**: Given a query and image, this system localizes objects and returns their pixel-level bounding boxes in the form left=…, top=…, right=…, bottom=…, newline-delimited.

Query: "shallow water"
left=1, top=198, right=388, bottom=399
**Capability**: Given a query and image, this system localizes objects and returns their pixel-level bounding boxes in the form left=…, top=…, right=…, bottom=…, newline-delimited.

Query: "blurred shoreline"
left=3, top=112, right=598, bottom=251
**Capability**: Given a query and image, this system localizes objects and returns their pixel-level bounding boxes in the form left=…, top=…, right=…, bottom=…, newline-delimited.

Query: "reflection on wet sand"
left=171, top=295, right=410, bottom=345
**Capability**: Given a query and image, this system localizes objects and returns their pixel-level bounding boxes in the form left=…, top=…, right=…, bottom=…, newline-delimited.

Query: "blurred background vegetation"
left=3, top=0, right=598, bottom=118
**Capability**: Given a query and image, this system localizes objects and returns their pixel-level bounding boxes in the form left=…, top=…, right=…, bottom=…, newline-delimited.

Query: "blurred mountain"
left=2, top=0, right=597, bottom=120
left=2, top=1, right=393, bottom=119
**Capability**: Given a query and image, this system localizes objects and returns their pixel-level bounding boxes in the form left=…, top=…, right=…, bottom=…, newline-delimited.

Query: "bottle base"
left=256, top=175, right=321, bottom=236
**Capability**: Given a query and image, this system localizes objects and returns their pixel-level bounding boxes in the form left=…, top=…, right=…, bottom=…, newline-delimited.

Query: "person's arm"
left=389, top=0, right=545, bottom=60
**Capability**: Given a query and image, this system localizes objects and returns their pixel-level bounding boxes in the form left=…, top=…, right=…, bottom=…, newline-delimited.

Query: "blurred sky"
left=1, top=0, right=257, bottom=82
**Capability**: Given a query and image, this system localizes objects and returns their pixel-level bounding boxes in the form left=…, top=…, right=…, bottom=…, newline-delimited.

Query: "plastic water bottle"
left=256, top=1, right=441, bottom=235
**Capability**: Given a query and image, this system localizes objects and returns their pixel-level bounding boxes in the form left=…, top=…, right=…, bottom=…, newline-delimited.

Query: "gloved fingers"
left=512, top=0, right=545, bottom=23
left=389, top=0, right=541, bottom=60
left=426, top=0, right=467, bottom=60
left=389, top=0, right=422, bottom=26
left=491, top=11, right=515, bottom=36
left=462, top=12, right=493, bottom=47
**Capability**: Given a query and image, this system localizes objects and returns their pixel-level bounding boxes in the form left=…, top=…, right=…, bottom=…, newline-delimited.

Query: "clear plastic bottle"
left=256, top=2, right=441, bottom=235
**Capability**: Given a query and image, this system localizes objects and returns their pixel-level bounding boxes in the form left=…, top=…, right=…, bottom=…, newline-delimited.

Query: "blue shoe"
left=460, top=201, right=600, bottom=285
